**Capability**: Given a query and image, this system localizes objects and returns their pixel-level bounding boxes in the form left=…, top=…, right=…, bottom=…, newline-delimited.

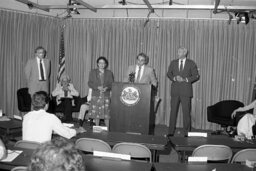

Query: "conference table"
left=0, top=119, right=22, bottom=141
left=74, top=131, right=168, bottom=162
left=169, top=135, right=256, bottom=162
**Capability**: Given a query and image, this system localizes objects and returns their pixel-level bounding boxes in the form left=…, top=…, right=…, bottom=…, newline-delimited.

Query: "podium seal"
left=120, top=86, right=140, bottom=106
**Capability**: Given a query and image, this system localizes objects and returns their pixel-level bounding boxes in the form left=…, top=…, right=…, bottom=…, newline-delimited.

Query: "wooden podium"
left=109, top=82, right=154, bottom=135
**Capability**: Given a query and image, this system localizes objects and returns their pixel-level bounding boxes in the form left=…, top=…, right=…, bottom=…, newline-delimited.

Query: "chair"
left=231, top=149, right=256, bottom=163
left=112, top=142, right=152, bottom=162
left=75, top=138, right=112, bottom=154
left=14, top=140, right=41, bottom=150
left=50, top=96, right=83, bottom=114
left=192, top=144, right=233, bottom=163
left=11, top=166, right=27, bottom=171
left=17, top=88, right=31, bottom=115
left=207, top=100, right=244, bottom=132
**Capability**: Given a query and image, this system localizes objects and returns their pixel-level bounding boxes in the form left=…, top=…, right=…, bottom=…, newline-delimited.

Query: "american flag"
left=57, top=27, right=65, bottom=82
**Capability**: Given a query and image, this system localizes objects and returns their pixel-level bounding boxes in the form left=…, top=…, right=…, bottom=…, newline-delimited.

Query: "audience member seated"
left=232, top=99, right=256, bottom=139
left=22, top=91, right=85, bottom=143
left=78, top=96, right=90, bottom=127
left=27, top=137, right=85, bottom=171
left=52, top=75, right=79, bottom=122
left=0, top=137, right=7, bottom=160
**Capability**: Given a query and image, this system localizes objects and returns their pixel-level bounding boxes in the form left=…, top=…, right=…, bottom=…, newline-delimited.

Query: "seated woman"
left=52, top=75, right=79, bottom=122
left=78, top=96, right=90, bottom=127
left=232, top=100, right=256, bottom=139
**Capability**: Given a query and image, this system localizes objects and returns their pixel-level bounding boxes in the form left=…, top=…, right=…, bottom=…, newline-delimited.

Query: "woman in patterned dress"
left=87, top=56, right=114, bottom=128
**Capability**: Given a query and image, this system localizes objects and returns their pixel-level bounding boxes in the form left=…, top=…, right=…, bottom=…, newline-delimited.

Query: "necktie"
left=40, top=60, right=45, bottom=81
left=64, top=89, right=68, bottom=97
left=180, top=60, right=183, bottom=71
left=136, top=66, right=142, bottom=83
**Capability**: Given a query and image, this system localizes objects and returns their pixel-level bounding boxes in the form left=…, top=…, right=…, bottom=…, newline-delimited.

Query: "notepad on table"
left=188, top=156, right=208, bottom=162
left=188, top=132, right=208, bottom=137
left=1, top=150, right=22, bottom=162
left=13, top=115, right=22, bottom=120
left=63, top=123, right=74, bottom=128
left=93, top=151, right=131, bottom=160
left=93, top=126, right=108, bottom=133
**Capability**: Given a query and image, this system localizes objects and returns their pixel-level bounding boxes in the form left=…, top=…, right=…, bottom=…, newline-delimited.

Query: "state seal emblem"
left=120, top=86, right=140, bottom=106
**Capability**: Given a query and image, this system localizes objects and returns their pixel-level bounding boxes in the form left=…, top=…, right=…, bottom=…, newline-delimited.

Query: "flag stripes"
left=57, top=27, right=65, bottom=82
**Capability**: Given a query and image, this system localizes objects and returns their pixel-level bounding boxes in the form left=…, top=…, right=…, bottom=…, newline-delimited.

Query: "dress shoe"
left=78, top=119, right=84, bottom=127
left=89, top=119, right=95, bottom=126
left=165, top=134, right=174, bottom=138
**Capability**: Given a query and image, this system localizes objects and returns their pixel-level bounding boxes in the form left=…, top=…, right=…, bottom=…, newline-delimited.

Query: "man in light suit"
left=25, top=46, right=51, bottom=96
left=52, top=75, right=79, bottom=122
left=167, top=47, right=199, bottom=137
left=124, top=53, right=158, bottom=88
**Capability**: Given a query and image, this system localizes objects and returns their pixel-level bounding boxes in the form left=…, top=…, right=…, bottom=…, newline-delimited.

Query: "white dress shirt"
left=36, top=57, right=46, bottom=80
left=135, top=65, right=144, bottom=81
left=179, top=58, right=186, bottom=70
left=22, top=109, right=76, bottom=143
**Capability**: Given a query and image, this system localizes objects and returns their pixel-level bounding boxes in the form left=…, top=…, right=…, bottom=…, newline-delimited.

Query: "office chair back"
left=14, top=140, right=41, bottom=150
left=11, top=166, right=27, bottom=171
left=51, top=96, right=82, bottom=114
left=192, top=144, right=233, bottom=163
left=207, top=100, right=244, bottom=127
left=17, top=88, right=31, bottom=113
left=112, top=142, right=152, bottom=162
left=11, top=166, right=28, bottom=171
left=75, top=138, right=111, bottom=154
left=231, top=149, right=256, bottom=163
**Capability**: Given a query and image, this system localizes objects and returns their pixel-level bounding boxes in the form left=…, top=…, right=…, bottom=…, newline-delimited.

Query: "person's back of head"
left=28, top=137, right=85, bottom=171
left=32, top=91, right=49, bottom=111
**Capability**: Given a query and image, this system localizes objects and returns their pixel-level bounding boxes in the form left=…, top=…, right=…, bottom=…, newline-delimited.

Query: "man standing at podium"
left=124, top=52, right=158, bottom=88
left=167, top=47, right=199, bottom=137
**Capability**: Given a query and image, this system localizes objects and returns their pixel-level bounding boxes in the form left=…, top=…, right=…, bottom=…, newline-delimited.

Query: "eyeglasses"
left=137, top=58, right=146, bottom=62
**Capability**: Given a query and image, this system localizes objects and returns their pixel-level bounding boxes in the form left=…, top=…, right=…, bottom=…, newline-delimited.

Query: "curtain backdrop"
left=0, top=10, right=59, bottom=118
left=1, top=9, right=256, bottom=130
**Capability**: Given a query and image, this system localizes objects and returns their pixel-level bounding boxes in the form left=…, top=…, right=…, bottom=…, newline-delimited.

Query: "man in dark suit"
left=25, top=46, right=51, bottom=96
left=124, top=52, right=158, bottom=88
left=167, top=47, right=199, bottom=137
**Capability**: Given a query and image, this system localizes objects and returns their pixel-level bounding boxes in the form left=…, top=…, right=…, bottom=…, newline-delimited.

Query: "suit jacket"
left=167, top=58, right=199, bottom=97
left=124, top=65, right=158, bottom=88
left=88, top=69, right=114, bottom=97
left=25, top=58, right=51, bottom=95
